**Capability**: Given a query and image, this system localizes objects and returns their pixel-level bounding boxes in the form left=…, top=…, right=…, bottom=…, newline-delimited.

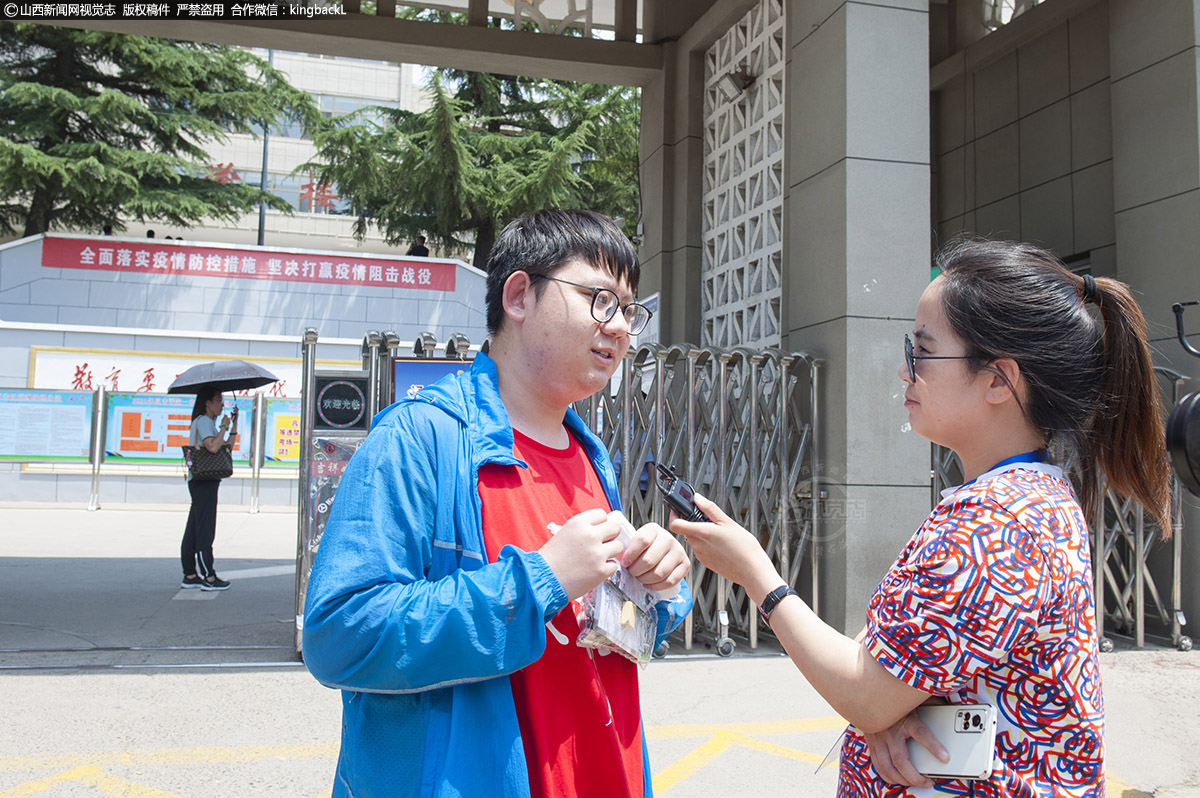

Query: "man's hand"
left=621, top=522, right=689, bottom=594
left=538, top=508, right=624, bottom=601
left=862, top=708, right=947, bottom=787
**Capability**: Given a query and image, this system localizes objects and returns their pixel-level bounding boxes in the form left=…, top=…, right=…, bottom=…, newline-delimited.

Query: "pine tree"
left=0, top=23, right=318, bottom=238
left=301, top=26, right=641, bottom=267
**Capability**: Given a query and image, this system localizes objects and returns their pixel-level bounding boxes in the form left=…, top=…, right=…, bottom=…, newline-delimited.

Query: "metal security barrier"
left=1093, top=369, right=1191, bottom=651
left=573, top=343, right=823, bottom=654
left=931, top=365, right=1192, bottom=651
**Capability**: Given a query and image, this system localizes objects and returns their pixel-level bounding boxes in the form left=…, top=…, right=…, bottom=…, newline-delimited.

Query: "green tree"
left=0, top=24, right=318, bottom=238
left=301, top=45, right=641, bottom=266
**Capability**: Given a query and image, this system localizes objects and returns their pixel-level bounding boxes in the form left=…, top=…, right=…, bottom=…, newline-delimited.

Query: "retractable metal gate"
left=573, top=343, right=823, bottom=654
left=1092, top=370, right=1191, bottom=651
left=931, top=365, right=1192, bottom=651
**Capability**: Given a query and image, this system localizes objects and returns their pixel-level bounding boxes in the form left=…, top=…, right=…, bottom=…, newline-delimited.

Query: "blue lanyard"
left=958, top=450, right=1046, bottom=490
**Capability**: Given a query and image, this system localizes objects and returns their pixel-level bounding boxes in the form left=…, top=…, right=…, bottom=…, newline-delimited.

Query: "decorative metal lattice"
left=701, top=0, right=785, bottom=348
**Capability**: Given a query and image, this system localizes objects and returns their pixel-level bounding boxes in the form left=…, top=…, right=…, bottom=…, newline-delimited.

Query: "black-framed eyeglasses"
left=904, top=334, right=977, bottom=382
left=530, top=274, right=653, bottom=335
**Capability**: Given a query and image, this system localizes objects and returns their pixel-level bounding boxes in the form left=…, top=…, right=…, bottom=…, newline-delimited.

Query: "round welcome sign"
left=315, top=379, right=367, bottom=430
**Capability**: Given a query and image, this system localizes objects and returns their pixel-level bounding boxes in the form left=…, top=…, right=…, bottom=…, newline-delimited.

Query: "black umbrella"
left=167, top=359, right=279, bottom=394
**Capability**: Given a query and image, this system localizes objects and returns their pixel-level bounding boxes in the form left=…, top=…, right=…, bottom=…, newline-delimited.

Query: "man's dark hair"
left=484, top=209, right=639, bottom=335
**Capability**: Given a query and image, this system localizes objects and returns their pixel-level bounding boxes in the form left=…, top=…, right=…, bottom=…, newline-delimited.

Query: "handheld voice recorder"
left=654, top=464, right=709, bottom=523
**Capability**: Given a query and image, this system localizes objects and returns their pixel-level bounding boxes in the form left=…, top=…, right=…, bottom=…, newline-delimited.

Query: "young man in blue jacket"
left=303, top=209, right=693, bottom=798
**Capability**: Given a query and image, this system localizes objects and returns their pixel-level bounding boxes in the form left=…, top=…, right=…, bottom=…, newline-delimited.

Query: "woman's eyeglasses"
left=904, top=334, right=977, bottom=382
left=530, top=274, right=653, bottom=335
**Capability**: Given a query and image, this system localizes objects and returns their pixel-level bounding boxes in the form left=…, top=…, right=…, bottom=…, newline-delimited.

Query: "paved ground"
left=1, top=502, right=1198, bottom=797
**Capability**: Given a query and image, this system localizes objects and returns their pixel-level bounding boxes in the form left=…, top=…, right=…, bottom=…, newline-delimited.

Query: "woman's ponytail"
left=937, top=239, right=1172, bottom=536
left=1086, top=276, right=1172, bottom=534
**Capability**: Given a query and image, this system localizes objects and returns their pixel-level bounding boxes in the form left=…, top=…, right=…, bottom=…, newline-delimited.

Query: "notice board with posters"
left=104, top=393, right=252, bottom=464
left=0, top=390, right=93, bottom=462
left=264, top=398, right=302, bottom=467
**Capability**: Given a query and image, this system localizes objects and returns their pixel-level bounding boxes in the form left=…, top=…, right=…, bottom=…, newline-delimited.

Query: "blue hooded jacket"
left=303, top=352, right=692, bottom=798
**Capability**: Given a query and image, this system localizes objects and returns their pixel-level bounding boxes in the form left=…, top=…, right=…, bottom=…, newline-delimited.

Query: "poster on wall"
left=264, top=398, right=302, bottom=467
left=637, top=293, right=659, bottom=347
left=392, top=358, right=472, bottom=403
left=0, top=390, right=93, bottom=462
left=104, top=393, right=252, bottom=464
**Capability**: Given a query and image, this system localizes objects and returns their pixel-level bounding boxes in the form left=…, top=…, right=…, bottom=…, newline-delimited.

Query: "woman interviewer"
left=180, top=383, right=236, bottom=591
left=672, top=239, right=1171, bottom=797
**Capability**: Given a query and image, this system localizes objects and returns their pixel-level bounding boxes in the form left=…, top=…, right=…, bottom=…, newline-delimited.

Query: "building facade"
left=128, top=50, right=431, bottom=257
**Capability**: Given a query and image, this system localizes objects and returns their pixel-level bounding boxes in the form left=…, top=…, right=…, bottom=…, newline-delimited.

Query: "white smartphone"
left=905, top=703, right=997, bottom=780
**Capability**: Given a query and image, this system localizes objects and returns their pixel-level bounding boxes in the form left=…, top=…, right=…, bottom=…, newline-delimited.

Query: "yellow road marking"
left=649, top=716, right=845, bottom=793
left=0, top=724, right=847, bottom=773
left=1106, top=775, right=1152, bottom=798
left=652, top=730, right=830, bottom=793
left=0, top=722, right=1154, bottom=798
left=0, top=765, right=184, bottom=798
left=647, top=716, right=846, bottom=739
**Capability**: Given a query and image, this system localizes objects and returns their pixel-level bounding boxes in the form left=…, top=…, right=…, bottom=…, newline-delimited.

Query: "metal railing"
left=287, top=332, right=823, bottom=656
left=1092, top=369, right=1191, bottom=651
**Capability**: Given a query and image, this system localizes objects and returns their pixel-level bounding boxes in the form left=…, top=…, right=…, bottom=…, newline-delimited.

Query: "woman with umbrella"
left=180, top=384, right=236, bottom=590
left=170, top=360, right=277, bottom=592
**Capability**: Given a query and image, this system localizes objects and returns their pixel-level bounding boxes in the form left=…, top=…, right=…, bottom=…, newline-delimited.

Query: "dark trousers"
left=182, top=478, right=221, bottom=577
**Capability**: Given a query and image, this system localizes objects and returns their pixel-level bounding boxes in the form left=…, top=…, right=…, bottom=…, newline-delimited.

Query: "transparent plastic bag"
left=575, top=511, right=663, bottom=666
left=576, top=561, right=659, bottom=666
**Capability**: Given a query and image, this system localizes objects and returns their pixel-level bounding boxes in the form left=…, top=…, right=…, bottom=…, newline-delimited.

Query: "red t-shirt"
left=478, top=429, right=644, bottom=798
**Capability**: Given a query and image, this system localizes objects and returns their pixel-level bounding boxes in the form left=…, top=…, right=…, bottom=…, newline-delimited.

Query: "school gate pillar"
left=780, top=1, right=933, bottom=634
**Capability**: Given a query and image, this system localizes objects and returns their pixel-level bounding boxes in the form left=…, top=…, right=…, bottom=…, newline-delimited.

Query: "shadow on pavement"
left=1, top=556, right=300, bottom=670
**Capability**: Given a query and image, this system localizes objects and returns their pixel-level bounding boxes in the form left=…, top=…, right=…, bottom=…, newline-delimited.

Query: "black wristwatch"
left=758, top=584, right=798, bottom=624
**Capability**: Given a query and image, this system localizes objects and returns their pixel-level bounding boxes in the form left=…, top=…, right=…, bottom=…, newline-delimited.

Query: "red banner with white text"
left=41, top=236, right=455, bottom=292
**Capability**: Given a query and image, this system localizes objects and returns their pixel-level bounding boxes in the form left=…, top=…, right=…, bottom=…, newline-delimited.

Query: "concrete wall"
left=640, top=0, right=933, bottom=633
left=1108, top=0, right=1200, bottom=640
left=933, top=0, right=1117, bottom=276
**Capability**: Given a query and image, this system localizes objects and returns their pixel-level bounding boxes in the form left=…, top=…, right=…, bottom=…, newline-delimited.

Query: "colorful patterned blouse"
left=838, top=465, right=1104, bottom=797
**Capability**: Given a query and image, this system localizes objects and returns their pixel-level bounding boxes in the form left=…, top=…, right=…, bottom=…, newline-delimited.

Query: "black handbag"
left=183, top=444, right=233, bottom=481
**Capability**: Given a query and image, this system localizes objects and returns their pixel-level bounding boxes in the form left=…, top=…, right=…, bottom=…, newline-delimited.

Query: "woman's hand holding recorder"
left=669, top=492, right=782, bottom=606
